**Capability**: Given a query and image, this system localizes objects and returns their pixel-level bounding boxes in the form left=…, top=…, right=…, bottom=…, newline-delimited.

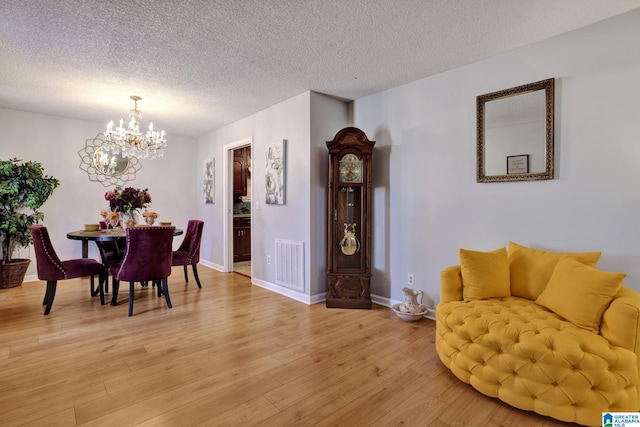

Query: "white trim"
left=252, top=277, right=313, bottom=304
left=198, top=259, right=224, bottom=272
left=222, top=137, right=252, bottom=273
left=23, top=274, right=38, bottom=283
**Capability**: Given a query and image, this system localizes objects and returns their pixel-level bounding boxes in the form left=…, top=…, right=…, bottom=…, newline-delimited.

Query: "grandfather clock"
left=326, top=127, right=375, bottom=309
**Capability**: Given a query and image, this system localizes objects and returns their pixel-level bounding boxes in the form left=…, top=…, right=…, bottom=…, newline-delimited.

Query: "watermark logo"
left=603, top=412, right=640, bottom=427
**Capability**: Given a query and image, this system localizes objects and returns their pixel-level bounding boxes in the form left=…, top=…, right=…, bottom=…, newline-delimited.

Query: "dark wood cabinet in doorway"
left=233, top=216, right=251, bottom=262
left=233, top=147, right=249, bottom=196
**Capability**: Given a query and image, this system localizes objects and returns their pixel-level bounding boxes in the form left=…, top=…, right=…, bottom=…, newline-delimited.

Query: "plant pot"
left=0, top=259, right=31, bottom=289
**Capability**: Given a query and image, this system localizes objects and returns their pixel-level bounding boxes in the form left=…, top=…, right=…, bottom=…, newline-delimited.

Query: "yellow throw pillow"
left=508, top=241, right=601, bottom=300
left=459, top=247, right=510, bottom=301
left=535, top=257, right=625, bottom=332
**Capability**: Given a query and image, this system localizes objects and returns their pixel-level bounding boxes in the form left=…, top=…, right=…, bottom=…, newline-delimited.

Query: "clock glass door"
left=335, top=186, right=362, bottom=269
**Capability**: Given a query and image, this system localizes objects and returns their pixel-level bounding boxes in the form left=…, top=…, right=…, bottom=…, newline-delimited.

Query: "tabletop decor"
left=101, top=210, right=121, bottom=230
left=105, top=186, right=151, bottom=228
left=0, top=158, right=60, bottom=288
left=142, top=210, right=158, bottom=225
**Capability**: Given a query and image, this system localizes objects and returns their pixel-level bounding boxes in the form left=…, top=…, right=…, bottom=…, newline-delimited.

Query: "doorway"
left=223, top=137, right=253, bottom=276
left=232, top=145, right=251, bottom=277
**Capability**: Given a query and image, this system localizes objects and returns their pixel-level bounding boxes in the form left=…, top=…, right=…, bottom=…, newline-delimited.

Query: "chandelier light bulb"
left=103, top=96, right=167, bottom=160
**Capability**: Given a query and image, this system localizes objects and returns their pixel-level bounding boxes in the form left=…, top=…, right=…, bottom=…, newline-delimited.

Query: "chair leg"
left=90, top=275, right=99, bottom=297
left=104, top=268, right=110, bottom=293
left=43, top=280, right=57, bottom=315
left=128, top=281, right=135, bottom=316
left=192, top=264, right=202, bottom=288
left=183, top=265, right=189, bottom=282
left=161, top=277, right=172, bottom=309
left=99, top=271, right=106, bottom=305
left=111, top=279, right=120, bottom=306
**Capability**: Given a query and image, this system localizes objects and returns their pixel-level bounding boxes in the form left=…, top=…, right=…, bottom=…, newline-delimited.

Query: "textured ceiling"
left=1, top=0, right=640, bottom=138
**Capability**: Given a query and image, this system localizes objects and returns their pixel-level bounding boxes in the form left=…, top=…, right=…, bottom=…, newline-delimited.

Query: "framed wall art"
left=265, top=140, right=286, bottom=205
left=507, top=154, right=529, bottom=175
left=203, top=158, right=214, bottom=203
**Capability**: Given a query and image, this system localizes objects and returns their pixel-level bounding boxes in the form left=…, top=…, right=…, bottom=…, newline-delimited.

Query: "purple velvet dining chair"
left=31, top=224, right=105, bottom=315
left=109, top=226, right=175, bottom=316
left=171, top=220, right=204, bottom=288
left=96, top=221, right=127, bottom=293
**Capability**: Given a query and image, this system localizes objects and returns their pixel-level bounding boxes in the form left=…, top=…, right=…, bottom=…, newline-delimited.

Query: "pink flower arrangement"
left=105, top=187, right=151, bottom=213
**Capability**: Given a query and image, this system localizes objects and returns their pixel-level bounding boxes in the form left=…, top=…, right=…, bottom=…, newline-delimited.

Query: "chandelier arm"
left=103, top=96, right=166, bottom=160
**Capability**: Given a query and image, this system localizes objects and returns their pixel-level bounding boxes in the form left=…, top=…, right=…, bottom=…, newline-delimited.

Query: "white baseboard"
left=198, top=259, right=224, bottom=272
left=23, top=274, right=38, bottom=283
left=252, top=277, right=313, bottom=304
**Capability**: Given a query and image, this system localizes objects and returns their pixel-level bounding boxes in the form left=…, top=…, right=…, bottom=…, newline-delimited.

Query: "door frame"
left=223, top=137, right=253, bottom=273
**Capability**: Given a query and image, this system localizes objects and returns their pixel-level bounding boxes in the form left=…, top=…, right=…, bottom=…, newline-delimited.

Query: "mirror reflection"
left=477, top=78, right=554, bottom=182
left=92, top=146, right=130, bottom=176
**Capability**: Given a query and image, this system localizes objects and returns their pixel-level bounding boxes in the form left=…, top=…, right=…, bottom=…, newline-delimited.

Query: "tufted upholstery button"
left=436, top=295, right=640, bottom=426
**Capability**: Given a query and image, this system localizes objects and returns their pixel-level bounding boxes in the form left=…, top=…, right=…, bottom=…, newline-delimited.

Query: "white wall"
left=486, top=120, right=545, bottom=175
left=310, top=92, right=351, bottom=298
left=196, top=91, right=349, bottom=303
left=352, top=9, right=640, bottom=307
left=0, top=108, right=198, bottom=280
left=6, top=10, right=640, bottom=308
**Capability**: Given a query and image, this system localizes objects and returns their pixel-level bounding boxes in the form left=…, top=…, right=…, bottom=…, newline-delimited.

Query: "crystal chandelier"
left=104, top=95, right=166, bottom=159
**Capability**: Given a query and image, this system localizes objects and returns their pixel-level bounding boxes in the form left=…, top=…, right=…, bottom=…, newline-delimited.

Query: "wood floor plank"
left=0, top=265, right=578, bottom=426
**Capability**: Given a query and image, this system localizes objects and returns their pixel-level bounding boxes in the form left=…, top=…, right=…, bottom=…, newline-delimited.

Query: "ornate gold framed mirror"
left=92, top=146, right=130, bottom=176
left=477, top=78, right=554, bottom=182
left=78, top=133, right=141, bottom=186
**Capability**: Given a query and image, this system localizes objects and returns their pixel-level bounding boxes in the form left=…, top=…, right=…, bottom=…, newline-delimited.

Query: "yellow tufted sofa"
left=435, top=243, right=640, bottom=426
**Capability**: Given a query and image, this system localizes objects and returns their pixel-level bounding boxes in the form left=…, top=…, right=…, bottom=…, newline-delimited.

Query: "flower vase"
left=145, top=216, right=155, bottom=225
left=123, top=211, right=138, bottom=229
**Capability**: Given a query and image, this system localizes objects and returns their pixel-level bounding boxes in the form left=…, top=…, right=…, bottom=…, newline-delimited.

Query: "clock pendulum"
left=339, top=187, right=360, bottom=256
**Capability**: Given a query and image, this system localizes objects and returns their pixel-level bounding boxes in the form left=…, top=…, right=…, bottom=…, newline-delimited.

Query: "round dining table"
left=67, top=227, right=183, bottom=259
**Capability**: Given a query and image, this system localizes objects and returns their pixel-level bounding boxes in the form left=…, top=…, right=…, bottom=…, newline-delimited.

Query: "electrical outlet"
left=267, top=255, right=271, bottom=265
left=408, top=273, right=414, bottom=285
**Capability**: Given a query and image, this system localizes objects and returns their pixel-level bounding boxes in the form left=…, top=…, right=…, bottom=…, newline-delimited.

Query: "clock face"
left=339, top=153, right=362, bottom=183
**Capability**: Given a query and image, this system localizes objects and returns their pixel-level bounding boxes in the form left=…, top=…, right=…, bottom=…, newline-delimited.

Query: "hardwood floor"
left=233, top=261, right=251, bottom=278
left=0, top=266, right=576, bottom=426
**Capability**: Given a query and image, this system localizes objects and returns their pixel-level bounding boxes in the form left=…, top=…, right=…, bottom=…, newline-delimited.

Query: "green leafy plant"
left=0, top=158, right=60, bottom=264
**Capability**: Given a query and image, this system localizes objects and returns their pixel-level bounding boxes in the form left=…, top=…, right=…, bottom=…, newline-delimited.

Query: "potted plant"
left=0, top=158, right=60, bottom=288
